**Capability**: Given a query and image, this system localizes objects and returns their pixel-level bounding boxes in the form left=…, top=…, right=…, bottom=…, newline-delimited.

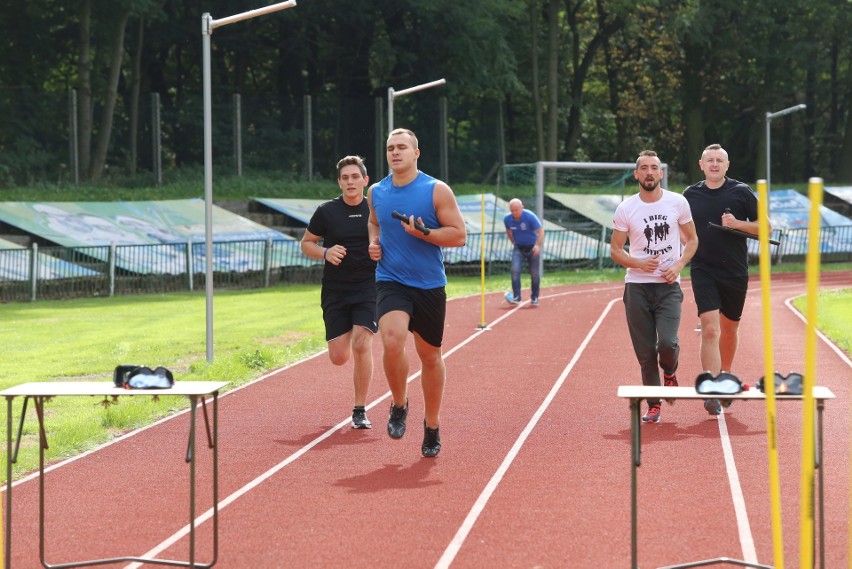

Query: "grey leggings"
left=623, top=282, right=683, bottom=405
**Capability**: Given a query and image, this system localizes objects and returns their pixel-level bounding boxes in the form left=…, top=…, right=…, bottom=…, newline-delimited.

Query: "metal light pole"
left=765, top=103, right=806, bottom=192
left=386, top=79, right=446, bottom=175
left=202, top=1, right=297, bottom=362
left=387, top=79, right=446, bottom=134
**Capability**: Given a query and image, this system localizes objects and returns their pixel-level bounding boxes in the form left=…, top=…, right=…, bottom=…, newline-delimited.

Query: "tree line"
left=1, top=0, right=850, bottom=188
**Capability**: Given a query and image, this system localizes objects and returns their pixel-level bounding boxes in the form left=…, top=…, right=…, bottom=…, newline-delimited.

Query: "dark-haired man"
left=611, top=150, right=698, bottom=424
left=301, top=155, right=377, bottom=429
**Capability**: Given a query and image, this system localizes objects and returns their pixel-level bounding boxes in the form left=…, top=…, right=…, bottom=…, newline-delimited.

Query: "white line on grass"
left=434, top=297, right=620, bottom=569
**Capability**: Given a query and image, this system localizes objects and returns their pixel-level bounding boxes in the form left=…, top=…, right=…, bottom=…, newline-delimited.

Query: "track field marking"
left=434, top=297, right=620, bottom=569
left=125, top=290, right=570, bottom=567
left=716, top=411, right=759, bottom=564
left=125, top=285, right=683, bottom=565
left=784, top=295, right=852, bottom=367
left=708, top=286, right=852, bottom=567
left=0, top=351, right=330, bottom=494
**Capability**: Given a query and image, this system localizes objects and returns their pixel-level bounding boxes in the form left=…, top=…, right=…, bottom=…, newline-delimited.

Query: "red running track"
left=2, top=271, right=850, bottom=568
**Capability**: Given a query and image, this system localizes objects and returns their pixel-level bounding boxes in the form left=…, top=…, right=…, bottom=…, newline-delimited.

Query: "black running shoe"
left=351, top=407, right=372, bottom=429
left=387, top=400, right=409, bottom=439
left=421, top=421, right=441, bottom=457
left=704, top=399, right=722, bottom=416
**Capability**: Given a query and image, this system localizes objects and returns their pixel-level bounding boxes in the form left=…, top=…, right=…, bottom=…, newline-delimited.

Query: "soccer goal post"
left=497, top=161, right=668, bottom=224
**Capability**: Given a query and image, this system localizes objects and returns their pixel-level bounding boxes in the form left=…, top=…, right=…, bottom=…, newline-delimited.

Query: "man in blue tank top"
left=367, top=128, right=466, bottom=457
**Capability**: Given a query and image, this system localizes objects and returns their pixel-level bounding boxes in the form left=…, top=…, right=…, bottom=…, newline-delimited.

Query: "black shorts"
left=321, top=286, right=378, bottom=342
left=690, top=266, right=748, bottom=321
left=376, top=281, right=446, bottom=347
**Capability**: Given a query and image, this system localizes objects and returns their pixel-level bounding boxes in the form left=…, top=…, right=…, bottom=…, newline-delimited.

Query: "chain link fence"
left=2, top=226, right=849, bottom=303
left=0, top=88, right=507, bottom=187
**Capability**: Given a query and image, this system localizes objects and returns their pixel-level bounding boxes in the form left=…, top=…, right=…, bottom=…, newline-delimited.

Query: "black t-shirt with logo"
left=684, top=177, right=759, bottom=277
left=306, top=196, right=376, bottom=290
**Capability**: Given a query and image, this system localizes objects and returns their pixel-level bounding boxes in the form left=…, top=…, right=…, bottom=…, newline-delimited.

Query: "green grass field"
left=792, top=287, right=852, bottom=355
left=1, top=266, right=849, bottom=480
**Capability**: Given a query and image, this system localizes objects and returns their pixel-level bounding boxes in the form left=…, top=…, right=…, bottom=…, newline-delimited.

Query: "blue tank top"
left=372, top=171, right=446, bottom=288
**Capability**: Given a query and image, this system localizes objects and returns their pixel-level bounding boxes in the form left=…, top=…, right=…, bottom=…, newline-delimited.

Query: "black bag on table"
left=695, top=371, right=746, bottom=395
left=755, top=372, right=803, bottom=395
left=113, top=365, right=174, bottom=389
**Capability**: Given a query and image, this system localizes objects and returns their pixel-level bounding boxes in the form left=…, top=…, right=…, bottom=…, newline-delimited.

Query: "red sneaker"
left=642, top=403, right=661, bottom=424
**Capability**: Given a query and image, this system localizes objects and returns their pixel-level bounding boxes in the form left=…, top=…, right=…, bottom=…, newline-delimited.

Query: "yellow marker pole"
left=799, top=177, right=822, bottom=569
left=479, top=193, right=487, bottom=329
left=757, top=179, right=784, bottom=569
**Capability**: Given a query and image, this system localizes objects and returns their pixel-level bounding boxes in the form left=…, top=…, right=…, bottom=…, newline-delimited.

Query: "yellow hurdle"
left=757, top=179, right=784, bottom=568
left=800, top=177, right=822, bottom=569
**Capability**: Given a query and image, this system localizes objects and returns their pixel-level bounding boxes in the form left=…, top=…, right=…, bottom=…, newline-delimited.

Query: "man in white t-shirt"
left=611, top=150, right=698, bottom=424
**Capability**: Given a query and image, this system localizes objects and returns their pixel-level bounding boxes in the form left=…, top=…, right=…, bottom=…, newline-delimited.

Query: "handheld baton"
left=391, top=210, right=431, bottom=235
left=707, top=222, right=780, bottom=245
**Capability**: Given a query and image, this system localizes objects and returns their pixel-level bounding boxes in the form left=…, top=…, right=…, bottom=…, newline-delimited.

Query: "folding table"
left=2, top=381, right=228, bottom=568
left=617, top=385, right=834, bottom=569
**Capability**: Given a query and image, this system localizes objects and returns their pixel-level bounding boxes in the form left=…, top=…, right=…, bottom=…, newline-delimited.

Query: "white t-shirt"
left=612, top=189, right=692, bottom=284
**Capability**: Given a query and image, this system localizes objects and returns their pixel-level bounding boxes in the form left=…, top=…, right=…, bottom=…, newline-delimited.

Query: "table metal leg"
left=630, top=398, right=640, bottom=569
left=5, top=397, right=12, bottom=569
left=211, top=394, right=219, bottom=567
left=188, top=395, right=197, bottom=568
left=816, top=400, right=824, bottom=569
left=36, top=397, right=48, bottom=567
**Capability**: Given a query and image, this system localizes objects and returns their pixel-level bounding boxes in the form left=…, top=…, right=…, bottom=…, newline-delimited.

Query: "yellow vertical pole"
left=479, top=193, right=487, bottom=328
left=757, top=179, right=784, bottom=569
left=799, top=177, right=822, bottom=569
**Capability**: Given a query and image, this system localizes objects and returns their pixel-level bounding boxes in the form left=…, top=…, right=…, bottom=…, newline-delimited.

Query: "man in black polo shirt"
left=684, top=144, right=771, bottom=416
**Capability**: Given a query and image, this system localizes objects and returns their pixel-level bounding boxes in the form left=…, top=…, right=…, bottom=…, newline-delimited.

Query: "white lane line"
left=125, top=291, right=562, bottom=567
left=434, top=297, right=620, bottom=569
left=715, top=287, right=852, bottom=566
left=3, top=287, right=624, bottom=488
left=716, top=411, right=758, bottom=563
left=784, top=295, right=852, bottom=367
left=0, top=351, right=328, bottom=493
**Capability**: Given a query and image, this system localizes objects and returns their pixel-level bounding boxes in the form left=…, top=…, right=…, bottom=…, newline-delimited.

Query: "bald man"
left=503, top=198, right=544, bottom=306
